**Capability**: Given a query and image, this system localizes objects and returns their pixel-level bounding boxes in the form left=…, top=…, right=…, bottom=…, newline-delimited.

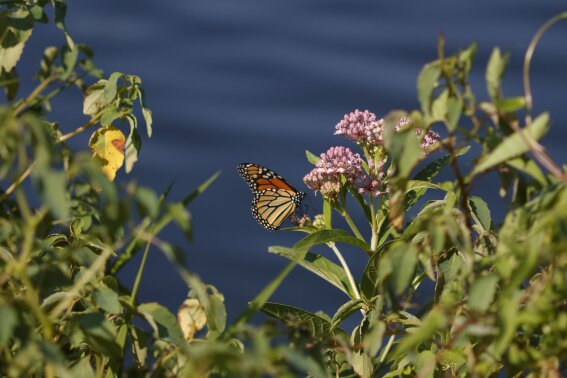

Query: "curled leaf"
left=89, top=125, right=125, bottom=181
left=177, top=299, right=207, bottom=341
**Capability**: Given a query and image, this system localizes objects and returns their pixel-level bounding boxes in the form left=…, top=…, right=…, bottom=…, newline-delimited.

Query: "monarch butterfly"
left=238, top=163, right=306, bottom=231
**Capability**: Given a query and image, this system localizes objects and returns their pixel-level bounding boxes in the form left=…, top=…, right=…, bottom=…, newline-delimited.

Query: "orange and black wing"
left=238, top=163, right=305, bottom=231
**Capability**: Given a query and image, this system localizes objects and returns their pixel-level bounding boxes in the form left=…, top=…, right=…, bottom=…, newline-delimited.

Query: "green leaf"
left=37, top=170, right=70, bottom=220
left=269, top=246, right=353, bottom=297
left=468, top=196, right=491, bottom=231
left=495, top=97, right=526, bottom=113
left=93, top=286, right=122, bottom=314
left=362, top=319, right=386, bottom=357
left=182, top=171, right=221, bottom=206
left=446, top=96, right=463, bottom=132
left=330, top=299, right=364, bottom=330
left=261, top=302, right=347, bottom=340
left=99, top=105, right=121, bottom=127
left=1, top=66, right=19, bottom=101
left=392, top=308, right=447, bottom=358
left=128, top=325, right=148, bottom=368
left=137, top=88, right=153, bottom=137
left=124, top=117, right=142, bottom=173
left=439, top=253, right=464, bottom=284
left=495, top=293, right=520, bottom=356
left=415, top=350, right=436, bottom=378
left=386, top=125, right=422, bottom=178
left=185, top=276, right=226, bottom=335
left=405, top=148, right=469, bottom=212
left=0, top=305, right=17, bottom=344
left=61, top=44, right=78, bottom=78
left=348, top=187, right=372, bottom=223
left=406, top=180, right=448, bottom=193
left=417, top=63, right=441, bottom=116
left=135, top=186, right=159, bottom=219
left=103, top=72, right=122, bottom=104
left=306, top=149, right=320, bottom=164
left=506, top=157, right=547, bottom=185
left=82, top=73, right=122, bottom=116
left=413, top=147, right=470, bottom=182
left=468, top=275, right=498, bottom=313
left=388, top=241, right=418, bottom=295
left=82, top=81, right=107, bottom=115
left=29, top=5, right=48, bottom=22
left=52, top=0, right=75, bottom=48
left=0, top=9, right=34, bottom=72
left=167, top=203, right=192, bottom=239
left=138, top=302, right=186, bottom=347
left=486, top=47, right=509, bottom=100
left=293, top=229, right=369, bottom=253
left=431, top=89, right=448, bottom=122
left=68, top=358, right=96, bottom=378
left=472, top=113, right=550, bottom=174
left=279, top=348, right=330, bottom=378
left=352, top=351, right=373, bottom=378
left=361, top=251, right=380, bottom=300
left=72, top=312, right=121, bottom=358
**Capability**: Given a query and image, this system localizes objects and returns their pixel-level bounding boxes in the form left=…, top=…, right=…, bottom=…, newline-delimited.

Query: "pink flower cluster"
left=305, top=110, right=441, bottom=199
left=417, top=127, right=441, bottom=150
left=334, top=109, right=378, bottom=144
left=355, top=160, right=388, bottom=197
left=303, top=146, right=362, bottom=198
left=335, top=110, right=440, bottom=150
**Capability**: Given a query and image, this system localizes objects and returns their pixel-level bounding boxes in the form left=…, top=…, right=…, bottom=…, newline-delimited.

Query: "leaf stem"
left=327, top=242, right=361, bottom=301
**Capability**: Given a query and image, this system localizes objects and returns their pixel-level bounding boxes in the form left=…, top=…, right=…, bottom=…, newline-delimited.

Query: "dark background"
left=17, top=1, right=567, bottom=327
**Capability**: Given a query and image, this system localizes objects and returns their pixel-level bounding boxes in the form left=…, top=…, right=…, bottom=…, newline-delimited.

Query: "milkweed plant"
left=1, top=0, right=567, bottom=376
left=259, top=15, right=567, bottom=378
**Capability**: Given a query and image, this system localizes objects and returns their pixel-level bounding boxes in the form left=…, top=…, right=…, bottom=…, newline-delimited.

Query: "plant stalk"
left=327, top=242, right=361, bottom=301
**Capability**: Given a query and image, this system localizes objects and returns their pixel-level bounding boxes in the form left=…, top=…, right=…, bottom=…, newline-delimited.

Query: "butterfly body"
left=238, top=163, right=305, bottom=231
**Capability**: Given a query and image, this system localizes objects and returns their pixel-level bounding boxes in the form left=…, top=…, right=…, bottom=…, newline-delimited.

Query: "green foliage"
left=3, top=1, right=567, bottom=377
left=1, top=1, right=330, bottom=377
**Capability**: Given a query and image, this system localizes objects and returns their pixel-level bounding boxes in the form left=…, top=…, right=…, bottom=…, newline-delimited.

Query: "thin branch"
left=59, top=118, right=98, bottom=142
left=523, top=12, right=567, bottom=118
left=14, top=76, right=55, bottom=116
left=0, top=162, right=36, bottom=202
left=508, top=120, right=567, bottom=185
left=443, top=136, right=474, bottom=232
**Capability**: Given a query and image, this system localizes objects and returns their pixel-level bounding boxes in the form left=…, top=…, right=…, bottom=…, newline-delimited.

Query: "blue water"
left=16, top=1, right=567, bottom=327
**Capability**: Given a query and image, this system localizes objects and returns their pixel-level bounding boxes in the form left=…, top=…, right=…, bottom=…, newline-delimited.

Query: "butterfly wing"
left=238, top=163, right=305, bottom=231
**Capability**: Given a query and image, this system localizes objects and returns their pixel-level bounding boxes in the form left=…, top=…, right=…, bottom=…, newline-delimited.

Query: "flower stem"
left=339, top=203, right=364, bottom=241
left=327, top=242, right=361, bottom=301
left=369, top=195, right=378, bottom=253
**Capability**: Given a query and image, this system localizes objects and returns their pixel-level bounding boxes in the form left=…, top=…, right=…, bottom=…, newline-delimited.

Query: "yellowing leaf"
left=89, top=125, right=126, bottom=181
left=177, top=299, right=206, bottom=341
